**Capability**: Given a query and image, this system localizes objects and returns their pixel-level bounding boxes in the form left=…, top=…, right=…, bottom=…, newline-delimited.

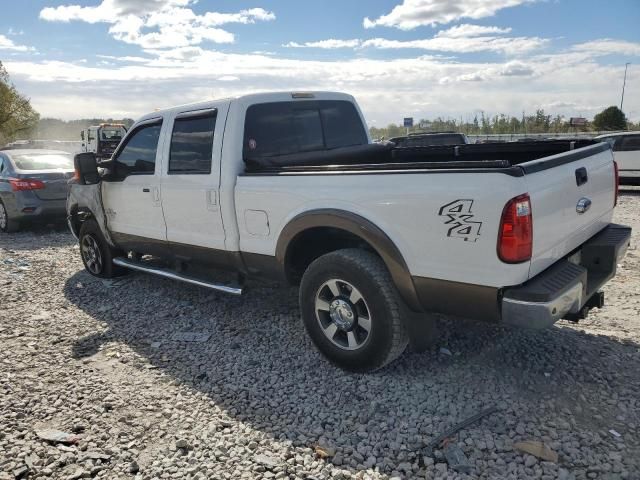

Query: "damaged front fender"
left=67, top=183, right=116, bottom=247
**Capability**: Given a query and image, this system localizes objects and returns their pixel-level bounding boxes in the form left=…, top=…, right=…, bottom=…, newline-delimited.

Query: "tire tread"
left=301, top=248, right=409, bottom=371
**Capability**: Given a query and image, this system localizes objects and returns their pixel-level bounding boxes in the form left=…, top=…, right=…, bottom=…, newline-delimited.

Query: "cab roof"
left=135, top=91, right=356, bottom=124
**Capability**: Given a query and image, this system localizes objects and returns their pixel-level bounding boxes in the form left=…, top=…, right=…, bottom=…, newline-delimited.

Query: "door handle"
left=142, top=188, right=150, bottom=192
left=206, top=189, right=218, bottom=211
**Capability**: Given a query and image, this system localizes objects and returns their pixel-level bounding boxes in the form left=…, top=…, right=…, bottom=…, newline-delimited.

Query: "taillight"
left=498, top=193, right=532, bottom=263
left=613, top=160, right=619, bottom=207
left=9, top=178, right=46, bottom=191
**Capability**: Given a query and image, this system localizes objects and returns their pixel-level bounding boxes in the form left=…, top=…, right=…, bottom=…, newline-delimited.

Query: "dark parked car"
left=389, top=131, right=469, bottom=147
left=0, top=149, right=74, bottom=232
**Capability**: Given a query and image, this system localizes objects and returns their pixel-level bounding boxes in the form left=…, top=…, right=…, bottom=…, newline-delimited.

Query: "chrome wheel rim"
left=315, top=279, right=372, bottom=351
left=81, top=234, right=103, bottom=274
left=0, top=203, right=6, bottom=230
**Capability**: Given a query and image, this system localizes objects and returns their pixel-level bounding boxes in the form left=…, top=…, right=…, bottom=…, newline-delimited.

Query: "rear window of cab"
left=243, top=100, right=368, bottom=161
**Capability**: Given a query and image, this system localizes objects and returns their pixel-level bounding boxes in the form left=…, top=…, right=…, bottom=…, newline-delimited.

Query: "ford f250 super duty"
left=68, top=91, right=631, bottom=372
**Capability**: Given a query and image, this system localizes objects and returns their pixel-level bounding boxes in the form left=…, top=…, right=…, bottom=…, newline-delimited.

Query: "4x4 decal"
left=438, top=199, right=482, bottom=242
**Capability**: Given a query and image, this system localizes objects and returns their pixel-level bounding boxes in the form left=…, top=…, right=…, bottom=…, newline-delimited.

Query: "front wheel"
left=79, top=219, right=125, bottom=278
left=299, top=249, right=409, bottom=372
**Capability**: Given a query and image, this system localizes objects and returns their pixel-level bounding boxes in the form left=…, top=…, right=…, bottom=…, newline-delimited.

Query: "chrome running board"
left=112, top=257, right=244, bottom=295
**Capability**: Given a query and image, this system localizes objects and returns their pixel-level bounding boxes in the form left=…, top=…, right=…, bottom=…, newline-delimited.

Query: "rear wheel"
left=0, top=200, right=20, bottom=233
left=79, top=219, right=125, bottom=278
left=299, top=248, right=409, bottom=372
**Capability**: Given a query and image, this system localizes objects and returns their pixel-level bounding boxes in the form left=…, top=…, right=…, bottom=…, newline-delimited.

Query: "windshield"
left=11, top=153, right=74, bottom=171
left=100, top=128, right=124, bottom=141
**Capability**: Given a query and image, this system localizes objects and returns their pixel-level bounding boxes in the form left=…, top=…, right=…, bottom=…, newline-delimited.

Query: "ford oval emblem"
left=576, top=197, right=592, bottom=214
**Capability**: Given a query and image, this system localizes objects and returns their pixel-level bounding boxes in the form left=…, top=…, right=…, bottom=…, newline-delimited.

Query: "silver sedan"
left=0, top=149, right=75, bottom=232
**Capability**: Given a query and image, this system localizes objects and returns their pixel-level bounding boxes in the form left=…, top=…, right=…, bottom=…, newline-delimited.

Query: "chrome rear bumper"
left=502, top=224, right=631, bottom=329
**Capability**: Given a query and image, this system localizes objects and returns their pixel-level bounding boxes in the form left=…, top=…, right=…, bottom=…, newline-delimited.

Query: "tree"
left=592, top=106, right=627, bottom=131
left=0, top=61, right=39, bottom=144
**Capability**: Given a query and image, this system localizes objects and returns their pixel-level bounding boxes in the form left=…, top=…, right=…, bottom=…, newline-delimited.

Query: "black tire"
left=299, top=248, right=409, bottom=372
left=0, top=199, right=20, bottom=233
left=79, top=219, right=125, bottom=278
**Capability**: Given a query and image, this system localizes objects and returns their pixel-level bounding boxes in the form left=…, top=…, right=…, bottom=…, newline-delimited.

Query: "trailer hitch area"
left=564, top=291, right=605, bottom=322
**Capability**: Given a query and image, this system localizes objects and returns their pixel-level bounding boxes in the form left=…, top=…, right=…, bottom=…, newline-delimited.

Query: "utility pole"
left=620, top=62, right=630, bottom=111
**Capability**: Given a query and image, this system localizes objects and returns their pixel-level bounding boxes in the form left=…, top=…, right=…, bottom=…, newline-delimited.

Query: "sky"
left=0, top=0, right=639, bottom=126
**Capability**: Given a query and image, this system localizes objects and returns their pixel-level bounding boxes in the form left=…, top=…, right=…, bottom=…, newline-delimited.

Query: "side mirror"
left=74, top=152, right=100, bottom=185
left=80, top=131, right=85, bottom=141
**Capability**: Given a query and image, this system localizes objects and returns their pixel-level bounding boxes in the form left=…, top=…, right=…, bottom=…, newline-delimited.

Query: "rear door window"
left=169, top=111, right=217, bottom=174
left=113, top=121, right=162, bottom=175
left=243, top=100, right=367, bottom=160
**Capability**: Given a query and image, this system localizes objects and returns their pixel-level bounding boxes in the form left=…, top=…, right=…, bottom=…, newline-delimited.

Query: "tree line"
left=370, top=107, right=639, bottom=140
left=0, top=61, right=39, bottom=145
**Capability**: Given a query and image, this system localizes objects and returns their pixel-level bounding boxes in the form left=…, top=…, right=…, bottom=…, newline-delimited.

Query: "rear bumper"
left=0, top=192, right=67, bottom=221
left=502, top=223, right=631, bottom=329
left=16, top=199, right=67, bottom=220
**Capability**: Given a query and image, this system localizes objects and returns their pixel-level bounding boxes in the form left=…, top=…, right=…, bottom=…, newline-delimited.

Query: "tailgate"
left=522, top=143, right=616, bottom=278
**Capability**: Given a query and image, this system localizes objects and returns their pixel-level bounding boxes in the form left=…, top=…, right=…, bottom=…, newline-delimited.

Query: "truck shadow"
left=63, top=269, right=640, bottom=474
left=0, top=222, right=75, bottom=251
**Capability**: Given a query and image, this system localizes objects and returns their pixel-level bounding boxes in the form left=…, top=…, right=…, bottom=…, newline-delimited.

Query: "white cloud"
left=6, top=43, right=639, bottom=124
left=363, top=0, right=534, bottom=30
left=96, top=54, right=153, bottom=63
left=284, top=39, right=362, bottom=49
left=0, top=34, right=34, bottom=52
left=434, top=24, right=512, bottom=38
left=437, top=60, right=536, bottom=83
left=499, top=61, right=535, bottom=76
left=572, top=39, right=640, bottom=57
left=39, top=0, right=275, bottom=49
left=361, top=35, right=546, bottom=55
left=39, top=0, right=191, bottom=22
left=285, top=24, right=545, bottom=55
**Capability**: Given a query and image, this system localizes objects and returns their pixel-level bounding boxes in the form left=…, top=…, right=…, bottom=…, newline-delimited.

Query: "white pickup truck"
left=68, top=92, right=631, bottom=372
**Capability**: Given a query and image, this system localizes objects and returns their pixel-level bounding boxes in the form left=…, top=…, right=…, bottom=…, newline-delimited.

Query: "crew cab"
left=68, top=92, right=631, bottom=372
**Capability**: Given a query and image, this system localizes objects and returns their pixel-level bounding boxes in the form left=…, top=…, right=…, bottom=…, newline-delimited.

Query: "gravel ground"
left=1, top=190, right=639, bottom=480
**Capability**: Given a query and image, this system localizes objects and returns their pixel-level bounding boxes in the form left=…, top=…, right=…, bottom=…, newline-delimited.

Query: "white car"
left=67, top=91, right=631, bottom=372
left=596, top=132, right=640, bottom=185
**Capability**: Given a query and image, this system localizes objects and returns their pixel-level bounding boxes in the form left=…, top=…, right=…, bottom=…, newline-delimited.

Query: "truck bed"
left=244, top=139, right=608, bottom=175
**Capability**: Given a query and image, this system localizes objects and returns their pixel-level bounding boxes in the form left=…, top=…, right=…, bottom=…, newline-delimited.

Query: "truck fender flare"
left=275, top=208, right=422, bottom=311
left=67, top=184, right=117, bottom=248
